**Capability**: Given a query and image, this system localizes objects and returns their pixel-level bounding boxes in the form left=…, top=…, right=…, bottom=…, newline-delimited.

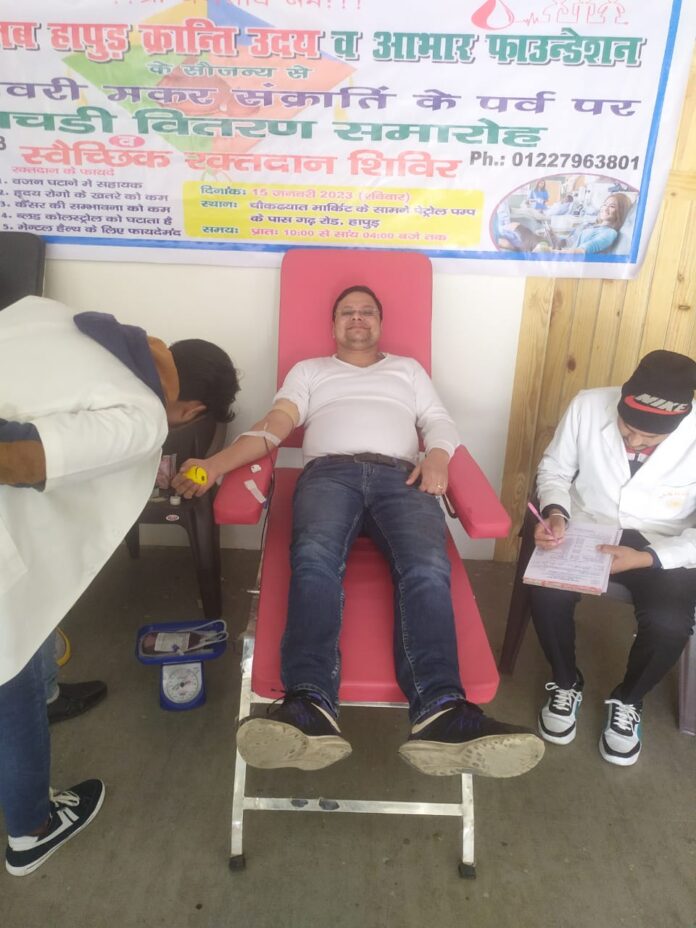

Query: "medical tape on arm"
left=232, top=429, right=281, bottom=447
left=232, top=427, right=278, bottom=504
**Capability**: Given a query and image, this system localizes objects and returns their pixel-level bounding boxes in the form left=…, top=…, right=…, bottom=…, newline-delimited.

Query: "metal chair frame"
left=229, top=569, right=477, bottom=878
left=218, top=249, right=511, bottom=878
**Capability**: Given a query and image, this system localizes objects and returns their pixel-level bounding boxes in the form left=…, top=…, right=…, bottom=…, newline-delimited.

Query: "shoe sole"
left=538, top=715, right=577, bottom=745
left=599, top=736, right=640, bottom=767
left=6, top=783, right=106, bottom=877
left=236, top=719, right=352, bottom=771
left=398, top=733, right=545, bottom=778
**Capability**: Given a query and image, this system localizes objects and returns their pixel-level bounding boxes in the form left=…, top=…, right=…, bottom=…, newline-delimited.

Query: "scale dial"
left=161, top=662, right=203, bottom=707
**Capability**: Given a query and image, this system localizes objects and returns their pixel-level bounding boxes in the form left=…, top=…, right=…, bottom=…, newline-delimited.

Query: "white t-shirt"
left=274, top=354, right=459, bottom=464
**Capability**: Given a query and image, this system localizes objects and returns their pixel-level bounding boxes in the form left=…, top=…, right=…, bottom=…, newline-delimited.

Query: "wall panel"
left=495, top=51, right=696, bottom=562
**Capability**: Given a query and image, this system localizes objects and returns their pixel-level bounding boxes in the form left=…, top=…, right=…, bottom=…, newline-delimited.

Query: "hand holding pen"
left=528, top=501, right=566, bottom=549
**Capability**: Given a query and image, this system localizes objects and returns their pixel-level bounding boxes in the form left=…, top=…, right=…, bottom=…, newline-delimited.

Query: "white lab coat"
left=0, top=297, right=168, bottom=685
left=536, top=386, right=696, bottom=571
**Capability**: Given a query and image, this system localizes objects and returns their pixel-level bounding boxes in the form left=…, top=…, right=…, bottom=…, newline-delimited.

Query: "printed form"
left=523, top=522, right=623, bottom=595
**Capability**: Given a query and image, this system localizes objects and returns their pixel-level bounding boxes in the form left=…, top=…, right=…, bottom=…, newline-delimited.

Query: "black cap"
left=618, top=350, right=696, bottom=434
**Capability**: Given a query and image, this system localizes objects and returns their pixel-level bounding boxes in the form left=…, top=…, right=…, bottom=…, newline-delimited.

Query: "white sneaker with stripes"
left=5, top=779, right=105, bottom=876
left=538, top=681, right=584, bottom=745
left=599, top=699, right=642, bottom=766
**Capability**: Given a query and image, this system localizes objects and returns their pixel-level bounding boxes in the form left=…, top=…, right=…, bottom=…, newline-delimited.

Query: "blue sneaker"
left=236, top=694, right=352, bottom=771
left=6, top=779, right=105, bottom=876
left=599, top=698, right=642, bottom=766
left=398, top=699, right=545, bottom=778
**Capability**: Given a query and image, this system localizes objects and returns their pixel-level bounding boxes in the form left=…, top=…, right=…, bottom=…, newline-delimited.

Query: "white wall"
left=44, top=258, right=524, bottom=557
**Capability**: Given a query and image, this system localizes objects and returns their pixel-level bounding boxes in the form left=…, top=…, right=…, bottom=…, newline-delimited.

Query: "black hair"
left=331, top=285, right=383, bottom=321
left=169, top=339, right=240, bottom=423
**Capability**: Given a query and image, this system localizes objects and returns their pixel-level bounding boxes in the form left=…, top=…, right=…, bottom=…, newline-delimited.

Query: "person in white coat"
left=530, top=350, right=696, bottom=766
left=0, top=296, right=239, bottom=876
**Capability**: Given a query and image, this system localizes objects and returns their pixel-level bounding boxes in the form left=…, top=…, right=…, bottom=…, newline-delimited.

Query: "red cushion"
left=214, top=455, right=275, bottom=525
left=252, top=470, right=499, bottom=705
left=447, top=446, right=511, bottom=539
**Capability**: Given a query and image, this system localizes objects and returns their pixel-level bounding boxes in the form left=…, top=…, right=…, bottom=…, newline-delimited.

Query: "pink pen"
left=527, top=501, right=556, bottom=539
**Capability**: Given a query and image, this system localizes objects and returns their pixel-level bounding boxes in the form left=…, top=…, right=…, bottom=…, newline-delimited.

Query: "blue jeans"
left=40, top=632, right=60, bottom=704
left=281, top=459, right=465, bottom=723
left=0, top=647, right=51, bottom=836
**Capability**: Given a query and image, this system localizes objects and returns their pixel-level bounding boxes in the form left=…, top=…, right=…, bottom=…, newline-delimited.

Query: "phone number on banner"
left=508, top=152, right=641, bottom=170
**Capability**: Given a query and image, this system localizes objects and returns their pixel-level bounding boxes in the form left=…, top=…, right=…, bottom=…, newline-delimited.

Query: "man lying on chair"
left=174, top=285, right=545, bottom=779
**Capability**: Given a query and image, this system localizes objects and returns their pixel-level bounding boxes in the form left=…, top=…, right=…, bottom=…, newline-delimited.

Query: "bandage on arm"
left=233, top=429, right=281, bottom=447
left=205, top=401, right=299, bottom=476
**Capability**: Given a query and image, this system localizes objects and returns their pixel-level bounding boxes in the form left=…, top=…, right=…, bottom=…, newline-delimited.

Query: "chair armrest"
left=213, top=455, right=275, bottom=525
left=446, top=446, right=511, bottom=539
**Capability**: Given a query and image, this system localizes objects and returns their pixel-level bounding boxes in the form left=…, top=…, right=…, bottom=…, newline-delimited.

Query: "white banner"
left=0, top=1, right=693, bottom=277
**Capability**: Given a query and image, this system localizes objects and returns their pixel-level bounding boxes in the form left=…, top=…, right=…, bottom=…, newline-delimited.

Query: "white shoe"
left=599, top=699, right=642, bottom=766
left=538, top=681, right=583, bottom=745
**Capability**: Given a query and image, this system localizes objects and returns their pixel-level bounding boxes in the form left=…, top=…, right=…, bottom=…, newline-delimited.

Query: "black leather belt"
left=306, top=453, right=415, bottom=472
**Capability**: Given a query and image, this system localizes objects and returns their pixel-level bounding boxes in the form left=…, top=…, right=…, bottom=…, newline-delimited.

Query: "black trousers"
left=530, top=532, right=696, bottom=704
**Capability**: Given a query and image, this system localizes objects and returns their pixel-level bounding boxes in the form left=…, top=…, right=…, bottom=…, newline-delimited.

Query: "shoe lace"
left=606, top=699, right=640, bottom=732
left=266, top=694, right=286, bottom=715
left=266, top=692, right=314, bottom=715
left=545, top=682, right=577, bottom=712
left=49, top=787, right=80, bottom=808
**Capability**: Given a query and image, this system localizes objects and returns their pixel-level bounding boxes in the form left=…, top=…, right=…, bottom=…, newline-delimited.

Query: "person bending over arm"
left=0, top=296, right=239, bottom=876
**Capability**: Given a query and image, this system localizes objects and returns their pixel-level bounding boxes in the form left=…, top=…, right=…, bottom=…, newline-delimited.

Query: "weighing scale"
left=135, top=619, right=227, bottom=711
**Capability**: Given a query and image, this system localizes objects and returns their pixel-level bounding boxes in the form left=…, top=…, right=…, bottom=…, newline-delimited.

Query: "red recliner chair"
left=214, top=249, right=511, bottom=877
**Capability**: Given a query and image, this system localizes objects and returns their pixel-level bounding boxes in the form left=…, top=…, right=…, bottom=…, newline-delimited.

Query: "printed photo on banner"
left=492, top=174, right=638, bottom=257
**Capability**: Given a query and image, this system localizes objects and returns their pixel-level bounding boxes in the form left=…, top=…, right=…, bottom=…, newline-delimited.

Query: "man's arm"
left=533, top=511, right=568, bottom=549
left=536, top=397, right=582, bottom=517
left=0, top=420, right=46, bottom=488
left=531, top=396, right=584, bottom=548
left=1, top=402, right=167, bottom=491
left=172, top=398, right=299, bottom=498
left=407, top=364, right=459, bottom=495
left=596, top=545, right=655, bottom=573
left=405, top=448, right=451, bottom=495
left=604, top=521, right=696, bottom=573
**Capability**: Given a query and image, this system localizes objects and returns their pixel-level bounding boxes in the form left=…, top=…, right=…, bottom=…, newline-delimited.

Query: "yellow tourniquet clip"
left=183, top=465, right=208, bottom=485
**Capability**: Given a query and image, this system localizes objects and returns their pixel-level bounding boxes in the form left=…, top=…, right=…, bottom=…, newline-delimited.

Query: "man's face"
left=617, top=416, right=669, bottom=451
left=332, top=291, right=382, bottom=351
